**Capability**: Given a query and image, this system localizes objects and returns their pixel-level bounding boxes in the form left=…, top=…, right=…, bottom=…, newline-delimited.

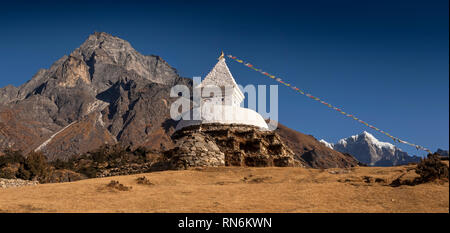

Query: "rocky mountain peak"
left=68, top=32, right=179, bottom=86
left=72, top=32, right=134, bottom=61
left=348, top=131, right=372, bottom=141
left=338, top=131, right=395, bottom=150
left=322, top=131, right=421, bottom=166
left=0, top=32, right=189, bottom=159
left=361, top=130, right=372, bottom=138
left=360, top=131, right=381, bottom=142
left=91, top=31, right=126, bottom=43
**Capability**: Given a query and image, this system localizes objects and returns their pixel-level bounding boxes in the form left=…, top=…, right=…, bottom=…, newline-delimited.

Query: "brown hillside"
left=275, top=123, right=362, bottom=168
left=36, top=112, right=117, bottom=161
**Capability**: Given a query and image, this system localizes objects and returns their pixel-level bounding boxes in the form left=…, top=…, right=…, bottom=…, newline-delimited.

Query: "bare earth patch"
left=0, top=166, right=448, bottom=213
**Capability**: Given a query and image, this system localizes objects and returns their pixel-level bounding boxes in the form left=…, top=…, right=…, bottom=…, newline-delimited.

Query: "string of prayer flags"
left=227, top=54, right=431, bottom=153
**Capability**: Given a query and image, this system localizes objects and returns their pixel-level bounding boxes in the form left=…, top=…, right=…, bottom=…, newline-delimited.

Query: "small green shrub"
left=0, top=167, right=16, bottom=179
left=24, top=152, right=49, bottom=180
left=76, top=166, right=99, bottom=178
left=17, top=164, right=31, bottom=180
left=0, top=149, right=25, bottom=167
left=107, top=180, right=132, bottom=191
left=1, top=150, right=27, bottom=179
left=2, top=144, right=158, bottom=181
left=52, top=158, right=74, bottom=170
left=136, top=176, right=154, bottom=185
left=416, top=153, right=449, bottom=182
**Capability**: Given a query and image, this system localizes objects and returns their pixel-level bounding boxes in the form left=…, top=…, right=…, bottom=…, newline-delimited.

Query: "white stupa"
left=175, top=52, right=269, bottom=131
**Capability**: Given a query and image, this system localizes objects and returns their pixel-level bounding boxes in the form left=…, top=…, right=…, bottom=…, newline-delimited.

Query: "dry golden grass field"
left=0, top=166, right=448, bottom=213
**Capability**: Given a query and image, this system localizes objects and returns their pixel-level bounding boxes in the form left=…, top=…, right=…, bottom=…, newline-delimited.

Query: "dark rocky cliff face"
left=0, top=32, right=359, bottom=168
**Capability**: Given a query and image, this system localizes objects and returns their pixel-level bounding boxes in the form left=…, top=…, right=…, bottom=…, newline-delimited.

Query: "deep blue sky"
left=0, top=0, right=448, bottom=156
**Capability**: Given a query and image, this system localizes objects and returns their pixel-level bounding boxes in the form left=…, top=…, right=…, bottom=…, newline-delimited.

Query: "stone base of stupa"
left=163, top=123, right=301, bottom=169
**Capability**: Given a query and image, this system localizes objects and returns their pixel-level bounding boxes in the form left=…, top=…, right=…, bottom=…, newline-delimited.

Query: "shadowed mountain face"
left=0, top=32, right=359, bottom=168
left=436, top=149, right=449, bottom=157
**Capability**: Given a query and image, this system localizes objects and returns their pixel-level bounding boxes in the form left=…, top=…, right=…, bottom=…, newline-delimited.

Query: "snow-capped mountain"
left=319, top=139, right=334, bottom=149
left=320, top=131, right=421, bottom=166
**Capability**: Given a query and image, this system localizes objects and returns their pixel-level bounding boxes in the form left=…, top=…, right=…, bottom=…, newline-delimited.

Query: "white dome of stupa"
left=175, top=52, right=269, bottom=131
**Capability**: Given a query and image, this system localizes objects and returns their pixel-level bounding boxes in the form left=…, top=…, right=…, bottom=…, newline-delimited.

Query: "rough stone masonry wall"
left=164, top=132, right=225, bottom=169
left=164, top=124, right=301, bottom=169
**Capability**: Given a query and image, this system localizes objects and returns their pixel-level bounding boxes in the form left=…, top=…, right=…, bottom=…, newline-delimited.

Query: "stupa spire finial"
left=218, top=51, right=225, bottom=60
